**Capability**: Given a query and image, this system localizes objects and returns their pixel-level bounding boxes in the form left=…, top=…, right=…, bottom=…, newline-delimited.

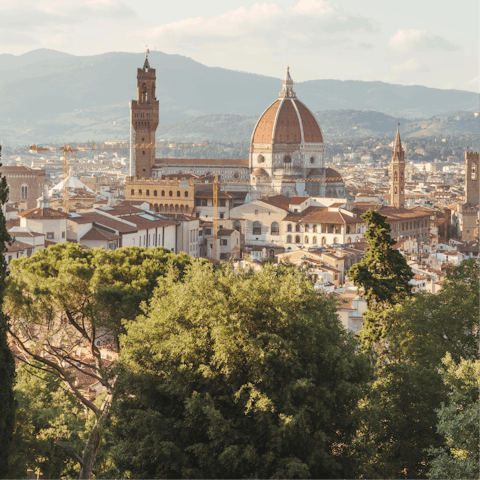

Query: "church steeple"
left=391, top=123, right=405, bottom=209
left=279, top=67, right=296, bottom=98
left=143, top=47, right=150, bottom=70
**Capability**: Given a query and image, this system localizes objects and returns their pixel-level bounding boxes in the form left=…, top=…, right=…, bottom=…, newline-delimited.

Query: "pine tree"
left=0, top=144, right=15, bottom=476
left=347, top=209, right=413, bottom=348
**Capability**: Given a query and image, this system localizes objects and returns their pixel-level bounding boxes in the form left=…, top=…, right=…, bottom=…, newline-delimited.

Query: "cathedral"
left=126, top=53, right=347, bottom=205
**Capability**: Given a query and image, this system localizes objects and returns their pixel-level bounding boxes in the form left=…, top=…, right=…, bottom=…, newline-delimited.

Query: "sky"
left=1, top=0, right=478, bottom=92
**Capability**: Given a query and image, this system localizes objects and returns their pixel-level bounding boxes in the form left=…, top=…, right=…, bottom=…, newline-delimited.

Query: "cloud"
left=391, top=59, right=429, bottom=73
left=138, top=0, right=378, bottom=48
left=464, top=75, right=479, bottom=87
left=388, top=29, right=459, bottom=52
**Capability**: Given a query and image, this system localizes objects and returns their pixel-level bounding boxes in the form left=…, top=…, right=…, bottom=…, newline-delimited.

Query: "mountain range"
left=0, top=49, right=478, bottom=145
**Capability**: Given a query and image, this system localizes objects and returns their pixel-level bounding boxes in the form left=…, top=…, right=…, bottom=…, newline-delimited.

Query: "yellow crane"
left=30, top=141, right=210, bottom=213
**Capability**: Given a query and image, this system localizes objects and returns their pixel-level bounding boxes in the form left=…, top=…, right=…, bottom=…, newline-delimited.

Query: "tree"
left=0, top=143, right=15, bottom=477
left=5, top=244, right=194, bottom=479
left=347, top=209, right=413, bottom=348
left=355, top=260, right=479, bottom=479
left=427, top=354, right=480, bottom=480
left=112, top=262, right=372, bottom=479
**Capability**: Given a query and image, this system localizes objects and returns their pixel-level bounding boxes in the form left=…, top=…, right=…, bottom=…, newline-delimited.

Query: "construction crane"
left=29, top=141, right=210, bottom=213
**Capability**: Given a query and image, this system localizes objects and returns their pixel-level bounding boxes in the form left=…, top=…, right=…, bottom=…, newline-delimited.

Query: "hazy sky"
left=1, top=0, right=478, bottom=92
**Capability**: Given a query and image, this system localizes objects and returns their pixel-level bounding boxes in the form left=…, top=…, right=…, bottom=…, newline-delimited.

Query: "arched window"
left=287, top=235, right=292, bottom=243
left=146, top=190, right=150, bottom=196
left=138, top=189, right=142, bottom=195
left=271, top=222, right=279, bottom=234
left=177, top=191, right=181, bottom=197
left=161, top=190, right=165, bottom=196
left=304, top=224, right=310, bottom=232
left=21, top=184, right=28, bottom=200
left=257, top=155, right=265, bottom=164
left=287, top=224, right=292, bottom=232
left=310, top=157, right=315, bottom=164
left=234, top=220, right=241, bottom=232
left=312, top=236, right=317, bottom=244
left=400, top=173, right=404, bottom=182
left=295, top=235, right=300, bottom=244
left=295, top=224, right=301, bottom=232
left=131, top=189, right=134, bottom=196
left=347, top=237, right=351, bottom=243
left=154, top=190, right=157, bottom=196
left=184, top=191, right=188, bottom=197
left=394, top=187, right=397, bottom=194
left=284, top=156, right=292, bottom=164
left=334, top=237, right=339, bottom=244
left=321, top=237, right=326, bottom=245
left=169, top=191, right=173, bottom=197
left=305, top=236, right=309, bottom=244
left=394, top=171, right=398, bottom=181
left=312, top=225, right=317, bottom=232
left=253, top=221, right=262, bottom=235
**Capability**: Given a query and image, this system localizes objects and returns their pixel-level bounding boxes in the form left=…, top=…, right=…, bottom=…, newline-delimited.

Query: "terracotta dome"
left=251, top=69, right=323, bottom=145
left=307, top=167, right=343, bottom=181
left=251, top=168, right=269, bottom=177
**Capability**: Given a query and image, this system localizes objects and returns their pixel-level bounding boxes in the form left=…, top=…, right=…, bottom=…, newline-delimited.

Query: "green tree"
left=347, top=209, right=413, bottom=348
left=5, top=244, right=194, bottom=479
left=427, top=354, right=480, bottom=480
left=112, top=262, right=372, bottom=479
left=0, top=143, right=15, bottom=477
left=356, top=260, right=479, bottom=479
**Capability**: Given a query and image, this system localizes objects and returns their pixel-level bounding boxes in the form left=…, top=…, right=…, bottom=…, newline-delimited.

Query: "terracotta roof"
left=378, top=207, right=430, bottom=221
left=259, top=195, right=291, bottom=211
left=295, top=207, right=363, bottom=225
left=289, top=196, right=309, bottom=205
left=413, top=274, right=429, bottom=280
left=6, top=219, right=20, bottom=230
left=17, top=207, right=69, bottom=219
left=283, top=206, right=318, bottom=222
left=0, top=166, right=46, bottom=174
left=161, top=214, right=198, bottom=222
left=251, top=168, right=269, bottom=177
left=96, top=205, right=145, bottom=217
left=5, top=205, right=17, bottom=212
left=252, top=98, right=323, bottom=144
left=126, top=215, right=179, bottom=230
left=80, top=226, right=121, bottom=242
left=195, top=190, right=239, bottom=199
left=155, top=159, right=249, bottom=166
left=6, top=239, right=32, bottom=253
left=68, top=212, right=137, bottom=234
left=218, top=229, right=235, bottom=236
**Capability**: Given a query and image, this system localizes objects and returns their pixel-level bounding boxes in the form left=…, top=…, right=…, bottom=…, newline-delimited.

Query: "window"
left=295, top=235, right=300, bottom=244
left=305, top=224, right=310, bottom=232
left=205, top=228, right=212, bottom=235
left=287, top=235, right=292, bottom=243
left=47, top=232, right=54, bottom=239
left=220, top=199, right=226, bottom=207
left=257, top=155, right=265, bottom=163
left=310, top=157, right=315, bottom=164
left=346, top=225, right=351, bottom=234
left=321, top=237, right=326, bottom=245
left=255, top=210, right=258, bottom=215
left=161, top=190, right=165, bottom=196
left=335, top=225, right=341, bottom=234
left=334, top=237, right=339, bottom=244
left=154, top=190, right=157, bottom=196
left=313, top=236, right=317, bottom=244
left=21, top=184, right=28, bottom=200
left=305, top=236, right=309, bottom=244
left=139, top=189, right=142, bottom=195
left=321, top=224, right=327, bottom=233
left=271, top=222, right=279, bottom=235
left=196, top=213, right=200, bottom=218
left=175, top=191, right=179, bottom=197
left=295, top=224, right=301, bottom=232
left=169, top=191, right=173, bottom=197
left=221, top=239, right=228, bottom=246
left=253, top=221, right=262, bottom=235
left=131, top=189, right=134, bottom=196
left=394, top=171, right=398, bottom=181
left=184, top=191, right=188, bottom=197
left=201, top=199, right=208, bottom=206
left=234, top=221, right=241, bottom=232
left=62, top=231, right=65, bottom=238
left=146, top=190, right=150, bottom=196
left=220, top=253, right=228, bottom=260
left=312, top=225, right=317, bottom=232
left=219, top=213, right=224, bottom=219
left=284, top=156, right=292, bottom=164
left=287, top=224, right=292, bottom=232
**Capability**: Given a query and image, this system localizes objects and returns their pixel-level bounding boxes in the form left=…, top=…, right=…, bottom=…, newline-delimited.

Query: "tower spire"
left=143, top=46, right=150, bottom=70
left=394, top=122, right=402, bottom=152
left=279, top=66, right=296, bottom=99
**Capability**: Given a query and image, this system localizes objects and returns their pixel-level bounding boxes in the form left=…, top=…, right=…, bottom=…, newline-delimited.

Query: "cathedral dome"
left=251, top=69, right=323, bottom=145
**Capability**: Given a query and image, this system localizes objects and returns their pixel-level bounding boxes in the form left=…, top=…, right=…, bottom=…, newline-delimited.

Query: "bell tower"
left=465, top=150, right=479, bottom=205
left=130, top=49, right=159, bottom=178
left=391, top=124, right=405, bottom=208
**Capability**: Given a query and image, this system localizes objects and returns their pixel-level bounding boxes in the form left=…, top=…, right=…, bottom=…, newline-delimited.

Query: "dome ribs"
left=294, top=100, right=323, bottom=143
left=274, top=99, right=302, bottom=144
left=252, top=100, right=281, bottom=144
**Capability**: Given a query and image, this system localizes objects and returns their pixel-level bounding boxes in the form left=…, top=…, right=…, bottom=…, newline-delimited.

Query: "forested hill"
left=0, top=49, right=478, bottom=145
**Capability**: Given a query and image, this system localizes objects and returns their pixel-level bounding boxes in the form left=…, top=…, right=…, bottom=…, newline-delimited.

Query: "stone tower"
left=391, top=125, right=405, bottom=208
left=130, top=50, right=159, bottom=178
left=465, top=150, right=479, bottom=205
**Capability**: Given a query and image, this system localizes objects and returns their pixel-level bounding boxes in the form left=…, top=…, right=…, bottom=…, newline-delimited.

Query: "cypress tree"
left=0, top=144, right=15, bottom=476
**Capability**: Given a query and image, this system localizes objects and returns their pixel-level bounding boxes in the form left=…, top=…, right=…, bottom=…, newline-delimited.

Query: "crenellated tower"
left=130, top=49, right=159, bottom=178
left=391, top=124, right=405, bottom=208
left=465, top=150, right=479, bottom=206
